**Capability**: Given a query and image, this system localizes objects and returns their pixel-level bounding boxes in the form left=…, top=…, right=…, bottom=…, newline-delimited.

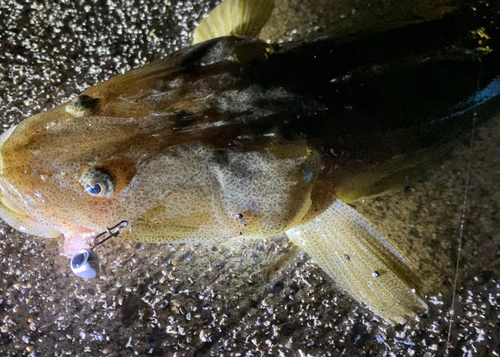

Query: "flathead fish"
left=0, top=0, right=499, bottom=324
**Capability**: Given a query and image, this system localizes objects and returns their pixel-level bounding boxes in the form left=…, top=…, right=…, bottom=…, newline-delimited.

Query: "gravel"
left=1, top=0, right=499, bottom=356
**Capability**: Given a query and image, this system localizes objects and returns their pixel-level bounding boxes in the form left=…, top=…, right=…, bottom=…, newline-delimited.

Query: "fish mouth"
left=0, top=125, right=61, bottom=239
left=0, top=126, right=107, bottom=258
left=0, top=191, right=61, bottom=238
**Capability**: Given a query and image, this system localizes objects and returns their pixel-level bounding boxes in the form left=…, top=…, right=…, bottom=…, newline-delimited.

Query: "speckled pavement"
left=1, top=0, right=500, bottom=356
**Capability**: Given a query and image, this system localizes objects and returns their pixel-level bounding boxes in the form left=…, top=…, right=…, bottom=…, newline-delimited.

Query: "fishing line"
left=444, top=75, right=480, bottom=356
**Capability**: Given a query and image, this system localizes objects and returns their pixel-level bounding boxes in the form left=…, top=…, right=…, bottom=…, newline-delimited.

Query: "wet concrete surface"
left=1, top=0, right=500, bottom=356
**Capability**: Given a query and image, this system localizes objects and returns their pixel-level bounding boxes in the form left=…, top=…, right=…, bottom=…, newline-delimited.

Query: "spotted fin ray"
left=286, top=199, right=428, bottom=324
left=192, top=0, right=275, bottom=44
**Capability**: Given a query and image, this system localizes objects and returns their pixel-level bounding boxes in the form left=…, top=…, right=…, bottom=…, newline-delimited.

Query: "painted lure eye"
left=70, top=249, right=99, bottom=279
left=79, top=167, right=114, bottom=198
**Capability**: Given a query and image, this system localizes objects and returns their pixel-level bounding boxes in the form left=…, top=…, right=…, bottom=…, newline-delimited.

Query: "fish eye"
left=79, top=167, right=115, bottom=198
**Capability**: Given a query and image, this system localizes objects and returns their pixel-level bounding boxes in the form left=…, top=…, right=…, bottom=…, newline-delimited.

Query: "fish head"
left=0, top=85, right=320, bottom=258
left=0, top=0, right=283, bottom=259
left=0, top=0, right=319, bottom=265
left=0, top=103, right=145, bottom=255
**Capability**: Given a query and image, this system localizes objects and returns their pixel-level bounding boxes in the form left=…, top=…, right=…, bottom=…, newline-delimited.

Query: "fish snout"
left=0, top=125, right=61, bottom=238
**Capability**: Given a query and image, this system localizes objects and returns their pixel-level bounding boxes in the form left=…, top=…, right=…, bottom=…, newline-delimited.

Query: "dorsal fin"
left=192, top=0, right=275, bottom=44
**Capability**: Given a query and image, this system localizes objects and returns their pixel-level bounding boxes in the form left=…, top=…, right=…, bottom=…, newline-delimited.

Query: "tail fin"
left=286, top=199, right=427, bottom=324
left=193, top=0, right=275, bottom=44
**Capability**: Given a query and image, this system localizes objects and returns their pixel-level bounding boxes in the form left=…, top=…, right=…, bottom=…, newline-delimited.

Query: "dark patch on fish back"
left=172, top=110, right=199, bottom=131
left=211, top=149, right=230, bottom=167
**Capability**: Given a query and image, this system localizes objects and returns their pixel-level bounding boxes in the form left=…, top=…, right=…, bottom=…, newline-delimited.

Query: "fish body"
left=0, top=0, right=499, bottom=323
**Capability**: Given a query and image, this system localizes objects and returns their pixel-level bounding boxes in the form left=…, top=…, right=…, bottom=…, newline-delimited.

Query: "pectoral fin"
left=193, top=0, right=275, bottom=44
left=286, top=199, right=427, bottom=324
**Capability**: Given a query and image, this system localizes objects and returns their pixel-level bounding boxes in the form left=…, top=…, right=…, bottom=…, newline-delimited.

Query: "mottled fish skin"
left=0, top=0, right=499, bottom=323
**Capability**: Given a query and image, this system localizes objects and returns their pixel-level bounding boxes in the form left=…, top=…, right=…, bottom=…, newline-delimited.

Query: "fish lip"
left=0, top=194, right=62, bottom=238
left=0, top=125, right=63, bottom=238
left=0, top=125, right=17, bottom=175
left=0, top=186, right=98, bottom=256
left=0, top=183, right=99, bottom=245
